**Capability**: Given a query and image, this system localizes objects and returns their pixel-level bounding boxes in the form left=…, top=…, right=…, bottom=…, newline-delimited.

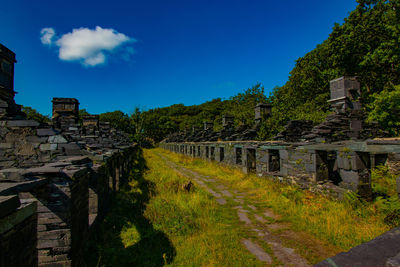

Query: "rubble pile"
left=274, top=120, right=314, bottom=142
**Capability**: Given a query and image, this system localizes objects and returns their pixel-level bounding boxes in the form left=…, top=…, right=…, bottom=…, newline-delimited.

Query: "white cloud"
left=40, top=26, right=135, bottom=67
left=40, top=28, right=55, bottom=45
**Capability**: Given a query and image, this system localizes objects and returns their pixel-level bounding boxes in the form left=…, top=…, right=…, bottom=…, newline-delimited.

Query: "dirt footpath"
left=157, top=152, right=337, bottom=266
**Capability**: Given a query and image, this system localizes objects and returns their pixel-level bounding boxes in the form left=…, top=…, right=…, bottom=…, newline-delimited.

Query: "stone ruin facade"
left=160, top=77, right=400, bottom=266
left=1, top=42, right=400, bottom=266
left=161, top=76, right=400, bottom=200
left=52, top=98, right=80, bottom=130
left=0, top=44, right=137, bottom=267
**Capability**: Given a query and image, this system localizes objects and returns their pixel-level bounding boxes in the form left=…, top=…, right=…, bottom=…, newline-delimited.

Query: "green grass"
left=85, top=148, right=398, bottom=266
left=84, top=148, right=264, bottom=266
left=157, top=148, right=391, bottom=251
left=371, top=165, right=400, bottom=228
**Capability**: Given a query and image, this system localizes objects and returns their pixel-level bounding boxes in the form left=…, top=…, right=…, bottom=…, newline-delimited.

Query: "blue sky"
left=1, top=0, right=357, bottom=116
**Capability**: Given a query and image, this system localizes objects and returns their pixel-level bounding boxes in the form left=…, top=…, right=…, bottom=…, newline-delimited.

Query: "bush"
left=367, top=85, right=400, bottom=136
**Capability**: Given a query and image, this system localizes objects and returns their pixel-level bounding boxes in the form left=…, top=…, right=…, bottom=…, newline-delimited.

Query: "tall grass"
left=84, top=149, right=263, bottom=266
left=158, top=148, right=391, bottom=250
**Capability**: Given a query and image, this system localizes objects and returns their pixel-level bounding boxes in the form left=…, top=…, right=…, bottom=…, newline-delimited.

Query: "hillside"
left=116, top=0, right=398, bottom=143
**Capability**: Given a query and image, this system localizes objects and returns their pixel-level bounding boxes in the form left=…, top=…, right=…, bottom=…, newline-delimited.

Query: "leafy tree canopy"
left=22, top=106, right=50, bottom=124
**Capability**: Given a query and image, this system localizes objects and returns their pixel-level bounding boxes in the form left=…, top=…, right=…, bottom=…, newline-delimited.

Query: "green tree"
left=367, top=85, right=400, bottom=136
left=229, top=83, right=267, bottom=126
left=22, top=106, right=50, bottom=124
left=99, top=110, right=133, bottom=133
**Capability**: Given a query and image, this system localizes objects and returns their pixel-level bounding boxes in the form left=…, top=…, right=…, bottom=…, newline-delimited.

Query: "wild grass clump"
left=158, top=148, right=391, bottom=250
left=371, top=165, right=398, bottom=197
left=371, top=165, right=400, bottom=227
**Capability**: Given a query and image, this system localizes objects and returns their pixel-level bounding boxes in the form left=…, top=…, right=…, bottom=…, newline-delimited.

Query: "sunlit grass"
left=157, top=148, right=390, bottom=250
left=85, top=148, right=264, bottom=266
left=141, top=149, right=262, bottom=266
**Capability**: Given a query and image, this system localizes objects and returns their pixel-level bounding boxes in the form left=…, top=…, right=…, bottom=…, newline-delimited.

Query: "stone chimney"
left=82, top=114, right=99, bottom=127
left=52, top=98, right=80, bottom=129
left=0, top=43, right=23, bottom=118
left=255, top=103, right=272, bottom=124
left=328, top=76, right=361, bottom=113
left=222, top=115, right=234, bottom=128
left=203, top=121, right=213, bottom=131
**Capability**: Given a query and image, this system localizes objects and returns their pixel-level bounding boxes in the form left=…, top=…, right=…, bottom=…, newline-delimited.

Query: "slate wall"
left=0, top=144, right=139, bottom=267
left=0, top=196, right=37, bottom=267
left=160, top=141, right=400, bottom=199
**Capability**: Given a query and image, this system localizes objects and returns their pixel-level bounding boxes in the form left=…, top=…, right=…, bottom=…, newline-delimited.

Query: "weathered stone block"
left=37, top=128, right=58, bottom=136
left=26, top=136, right=47, bottom=143
left=0, top=195, right=20, bottom=218
left=279, top=149, right=289, bottom=160
left=7, top=120, right=40, bottom=127
left=350, top=120, right=362, bottom=132
left=48, top=135, right=68, bottom=144
left=59, top=143, right=82, bottom=155
left=40, top=143, right=58, bottom=151
left=339, top=169, right=359, bottom=186
left=337, top=155, right=351, bottom=170
left=0, top=200, right=37, bottom=267
left=352, top=154, right=367, bottom=171
left=0, top=168, right=24, bottom=181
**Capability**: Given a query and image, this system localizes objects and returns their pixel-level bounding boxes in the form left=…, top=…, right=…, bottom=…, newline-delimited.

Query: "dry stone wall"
left=0, top=195, right=37, bottom=267
left=161, top=140, right=400, bottom=199
left=0, top=43, right=139, bottom=267
left=0, top=145, right=139, bottom=267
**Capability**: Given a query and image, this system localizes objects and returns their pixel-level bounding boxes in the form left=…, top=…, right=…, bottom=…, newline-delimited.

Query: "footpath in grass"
left=155, top=148, right=391, bottom=253
left=84, top=148, right=393, bottom=266
left=84, top=148, right=262, bottom=266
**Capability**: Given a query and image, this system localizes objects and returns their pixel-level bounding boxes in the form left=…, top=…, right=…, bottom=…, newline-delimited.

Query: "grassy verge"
left=84, top=149, right=263, bottom=266
left=156, top=148, right=392, bottom=250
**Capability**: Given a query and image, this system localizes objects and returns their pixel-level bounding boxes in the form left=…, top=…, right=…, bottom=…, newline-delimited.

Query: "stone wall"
left=0, top=195, right=37, bottom=267
left=0, top=145, right=139, bottom=267
left=0, top=43, right=141, bottom=267
left=161, top=140, right=400, bottom=199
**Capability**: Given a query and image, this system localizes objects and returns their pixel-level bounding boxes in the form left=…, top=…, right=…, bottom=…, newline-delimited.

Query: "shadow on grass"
left=84, top=149, right=176, bottom=266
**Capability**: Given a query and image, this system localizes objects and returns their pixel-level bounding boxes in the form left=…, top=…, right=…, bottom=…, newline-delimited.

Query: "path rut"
left=157, top=152, right=312, bottom=266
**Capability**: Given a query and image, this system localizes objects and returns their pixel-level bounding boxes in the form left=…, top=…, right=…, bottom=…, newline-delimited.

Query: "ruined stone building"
left=161, top=76, right=400, bottom=266
left=1, top=39, right=400, bottom=266
left=0, top=44, right=136, bottom=267
left=161, top=76, right=399, bottom=199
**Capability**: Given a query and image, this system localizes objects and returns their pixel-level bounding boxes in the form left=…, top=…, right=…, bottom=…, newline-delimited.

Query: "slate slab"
left=48, top=135, right=68, bottom=144
left=387, top=252, right=400, bottom=267
left=23, top=166, right=62, bottom=176
left=39, top=143, right=58, bottom=151
left=315, top=227, right=400, bottom=267
left=241, top=239, right=272, bottom=263
left=0, top=168, right=25, bottom=181
left=7, top=120, right=40, bottom=127
left=37, top=128, right=58, bottom=136
left=0, top=195, right=20, bottom=218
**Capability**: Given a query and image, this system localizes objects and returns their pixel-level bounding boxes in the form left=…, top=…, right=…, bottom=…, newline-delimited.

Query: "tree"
left=22, top=106, right=50, bottom=124
left=229, top=83, right=267, bottom=126
left=367, top=85, right=400, bottom=136
left=99, top=110, right=133, bottom=134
